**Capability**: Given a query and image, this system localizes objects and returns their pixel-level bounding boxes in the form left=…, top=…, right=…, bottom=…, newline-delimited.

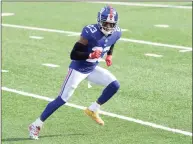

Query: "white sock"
left=88, top=102, right=101, bottom=112
left=34, top=118, right=44, bottom=127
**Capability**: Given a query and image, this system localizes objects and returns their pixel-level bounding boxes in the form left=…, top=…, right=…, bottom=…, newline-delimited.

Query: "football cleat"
left=28, top=123, right=41, bottom=140
left=84, top=108, right=104, bottom=126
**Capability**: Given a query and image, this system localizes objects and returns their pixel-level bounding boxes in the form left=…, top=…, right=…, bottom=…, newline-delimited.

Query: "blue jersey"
left=69, top=24, right=122, bottom=73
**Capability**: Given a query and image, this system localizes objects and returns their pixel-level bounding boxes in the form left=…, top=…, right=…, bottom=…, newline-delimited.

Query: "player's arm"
left=106, top=27, right=121, bottom=56
left=105, top=44, right=114, bottom=67
left=107, top=44, right=114, bottom=56
left=105, top=29, right=122, bottom=66
left=70, top=36, right=89, bottom=60
left=70, top=36, right=101, bottom=60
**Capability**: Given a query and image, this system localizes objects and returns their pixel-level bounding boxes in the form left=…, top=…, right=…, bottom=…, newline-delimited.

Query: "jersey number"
left=86, top=25, right=97, bottom=33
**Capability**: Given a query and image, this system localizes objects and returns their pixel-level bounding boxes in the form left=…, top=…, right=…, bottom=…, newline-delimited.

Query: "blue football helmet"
left=97, top=5, right=119, bottom=36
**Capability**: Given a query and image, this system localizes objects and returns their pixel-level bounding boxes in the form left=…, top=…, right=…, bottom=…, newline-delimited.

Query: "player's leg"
left=88, top=66, right=120, bottom=106
left=29, top=68, right=88, bottom=139
left=84, top=66, right=120, bottom=125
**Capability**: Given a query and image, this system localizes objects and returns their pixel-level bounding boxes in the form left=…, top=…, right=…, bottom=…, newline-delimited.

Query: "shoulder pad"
left=81, top=25, right=98, bottom=40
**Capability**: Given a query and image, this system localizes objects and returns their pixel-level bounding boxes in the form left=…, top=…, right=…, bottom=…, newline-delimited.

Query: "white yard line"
left=88, top=2, right=192, bottom=9
left=42, top=63, right=60, bottom=68
left=29, top=36, right=44, bottom=40
left=120, top=38, right=191, bottom=50
left=2, top=24, right=192, bottom=50
left=145, top=53, right=163, bottom=57
left=2, top=13, right=15, bottom=16
left=87, top=82, right=92, bottom=88
left=67, top=33, right=80, bottom=36
left=154, top=24, right=169, bottom=28
left=121, top=29, right=128, bottom=32
left=2, top=86, right=192, bottom=137
left=179, top=49, right=192, bottom=53
left=2, top=24, right=79, bottom=35
left=1, top=70, right=9, bottom=73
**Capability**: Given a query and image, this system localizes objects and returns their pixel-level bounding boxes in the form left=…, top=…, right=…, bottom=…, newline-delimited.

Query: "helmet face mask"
left=99, top=21, right=116, bottom=35
left=97, top=6, right=118, bottom=36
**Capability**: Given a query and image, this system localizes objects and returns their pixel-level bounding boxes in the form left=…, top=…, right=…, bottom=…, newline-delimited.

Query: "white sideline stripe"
left=89, top=2, right=192, bottom=9
left=2, top=86, right=192, bottom=137
left=2, top=24, right=192, bottom=50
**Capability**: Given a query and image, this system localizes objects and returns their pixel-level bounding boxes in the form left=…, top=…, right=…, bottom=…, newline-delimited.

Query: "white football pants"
left=59, top=66, right=117, bottom=102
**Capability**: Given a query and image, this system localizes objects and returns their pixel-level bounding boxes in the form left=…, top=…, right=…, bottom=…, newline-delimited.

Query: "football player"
left=29, top=5, right=122, bottom=140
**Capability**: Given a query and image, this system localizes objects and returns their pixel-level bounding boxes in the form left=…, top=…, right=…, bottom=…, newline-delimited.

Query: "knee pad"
left=111, top=80, right=120, bottom=92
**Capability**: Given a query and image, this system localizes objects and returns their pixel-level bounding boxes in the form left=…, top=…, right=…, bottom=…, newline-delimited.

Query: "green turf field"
left=2, top=2, right=192, bottom=144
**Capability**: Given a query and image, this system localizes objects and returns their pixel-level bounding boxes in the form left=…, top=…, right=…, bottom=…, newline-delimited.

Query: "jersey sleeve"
left=80, top=26, right=92, bottom=41
left=97, top=38, right=105, bottom=47
left=112, top=28, right=122, bottom=46
left=116, top=27, right=122, bottom=40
